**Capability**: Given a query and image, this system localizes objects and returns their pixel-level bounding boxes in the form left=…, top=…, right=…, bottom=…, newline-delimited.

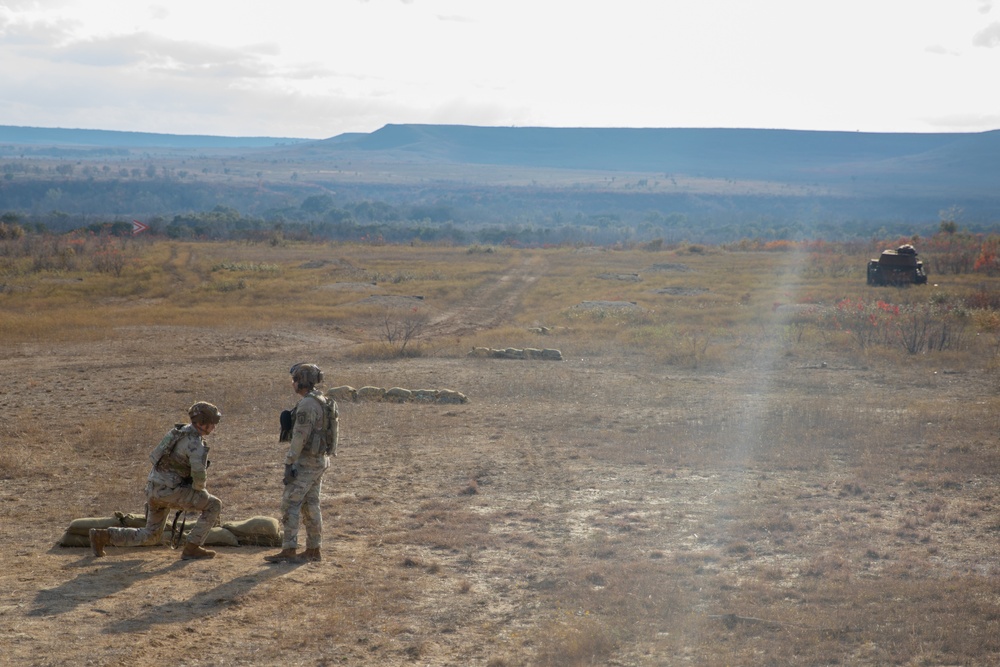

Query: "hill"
left=0, top=124, right=309, bottom=149
left=319, top=124, right=959, bottom=172
left=296, top=124, right=1000, bottom=194
left=1, top=123, right=998, bottom=240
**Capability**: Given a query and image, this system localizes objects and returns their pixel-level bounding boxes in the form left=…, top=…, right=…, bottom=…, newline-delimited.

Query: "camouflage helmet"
left=290, top=362, right=323, bottom=388
left=188, top=401, right=222, bottom=425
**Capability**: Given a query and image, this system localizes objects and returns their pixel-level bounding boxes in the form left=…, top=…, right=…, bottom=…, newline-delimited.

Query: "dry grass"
left=3, top=239, right=1000, bottom=665
left=4, top=239, right=1000, bottom=367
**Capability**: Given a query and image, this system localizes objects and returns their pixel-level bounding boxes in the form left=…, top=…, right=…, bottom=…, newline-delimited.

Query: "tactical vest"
left=280, top=393, right=339, bottom=457
left=148, top=424, right=194, bottom=480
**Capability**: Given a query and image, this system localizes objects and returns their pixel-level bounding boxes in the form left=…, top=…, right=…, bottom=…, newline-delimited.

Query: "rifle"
left=169, top=510, right=187, bottom=549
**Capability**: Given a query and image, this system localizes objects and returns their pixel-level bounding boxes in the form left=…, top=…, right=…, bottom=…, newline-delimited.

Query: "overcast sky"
left=1, top=0, right=999, bottom=139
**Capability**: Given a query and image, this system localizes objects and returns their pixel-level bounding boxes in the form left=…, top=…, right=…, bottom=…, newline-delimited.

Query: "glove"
left=283, top=463, right=297, bottom=486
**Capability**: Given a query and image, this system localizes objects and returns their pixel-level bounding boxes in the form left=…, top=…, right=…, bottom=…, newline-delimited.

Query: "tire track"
left=426, top=253, right=543, bottom=337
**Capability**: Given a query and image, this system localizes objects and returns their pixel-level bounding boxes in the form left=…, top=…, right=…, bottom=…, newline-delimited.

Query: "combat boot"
left=264, top=548, right=300, bottom=563
left=89, top=528, right=110, bottom=557
left=181, top=542, right=216, bottom=560
left=301, top=548, right=322, bottom=562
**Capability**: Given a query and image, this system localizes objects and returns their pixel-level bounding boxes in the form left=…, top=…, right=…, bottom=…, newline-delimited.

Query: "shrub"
left=821, top=297, right=969, bottom=354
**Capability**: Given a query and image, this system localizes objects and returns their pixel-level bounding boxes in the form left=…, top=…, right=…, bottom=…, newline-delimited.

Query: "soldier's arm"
left=187, top=438, right=209, bottom=491
left=286, top=404, right=316, bottom=465
left=329, top=403, right=339, bottom=455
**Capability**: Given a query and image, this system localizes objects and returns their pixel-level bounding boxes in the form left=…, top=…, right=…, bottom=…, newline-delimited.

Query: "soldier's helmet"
left=290, top=363, right=323, bottom=388
left=188, top=401, right=222, bottom=425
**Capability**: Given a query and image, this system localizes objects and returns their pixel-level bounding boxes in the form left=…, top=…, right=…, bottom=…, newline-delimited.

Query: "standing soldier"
left=89, top=402, right=224, bottom=561
left=266, top=363, right=338, bottom=563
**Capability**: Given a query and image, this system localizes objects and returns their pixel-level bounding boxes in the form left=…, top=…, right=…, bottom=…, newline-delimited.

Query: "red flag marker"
left=131, top=219, right=150, bottom=234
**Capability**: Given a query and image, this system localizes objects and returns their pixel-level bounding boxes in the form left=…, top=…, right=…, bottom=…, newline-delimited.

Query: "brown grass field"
left=2, top=239, right=1000, bottom=666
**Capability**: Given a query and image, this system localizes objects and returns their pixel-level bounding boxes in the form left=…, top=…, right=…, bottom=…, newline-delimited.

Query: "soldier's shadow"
left=28, top=557, right=188, bottom=617
left=101, top=560, right=302, bottom=635
left=30, top=550, right=303, bottom=623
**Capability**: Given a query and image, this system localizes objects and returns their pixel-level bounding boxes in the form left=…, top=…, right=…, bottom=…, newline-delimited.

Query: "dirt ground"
left=3, top=255, right=1000, bottom=666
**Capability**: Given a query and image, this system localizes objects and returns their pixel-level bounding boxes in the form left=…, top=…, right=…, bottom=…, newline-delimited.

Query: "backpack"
left=281, top=396, right=339, bottom=456
left=316, top=394, right=339, bottom=457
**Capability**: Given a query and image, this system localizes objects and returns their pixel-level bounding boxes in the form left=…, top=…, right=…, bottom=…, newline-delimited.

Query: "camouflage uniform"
left=106, top=423, right=222, bottom=549
left=280, top=389, right=331, bottom=550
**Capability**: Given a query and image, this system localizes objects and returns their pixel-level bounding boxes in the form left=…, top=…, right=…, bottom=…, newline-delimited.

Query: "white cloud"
left=973, top=21, right=1000, bottom=46
left=147, top=4, right=170, bottom=21
left=435, top=13, right=474, bottom=23
left=0, top=10, right=76, bottom=47
left=925, top=44, right=959, bottom=56
left=1, top=1, right=999, bottom=136
left=925, top=111, right=1000, bottom=130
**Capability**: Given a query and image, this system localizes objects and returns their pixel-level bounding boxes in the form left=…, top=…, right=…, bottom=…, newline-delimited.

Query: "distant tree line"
left=2, top=207, right=998, bottom=277
left=2, top=171, right=998, bottom=245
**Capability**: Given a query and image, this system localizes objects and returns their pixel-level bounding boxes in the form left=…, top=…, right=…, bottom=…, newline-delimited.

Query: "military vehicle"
left=867, top=244, right=928, bottom=286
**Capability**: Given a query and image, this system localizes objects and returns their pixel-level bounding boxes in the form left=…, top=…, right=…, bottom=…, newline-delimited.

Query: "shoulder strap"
left=149, top=424, right=188, bottom=467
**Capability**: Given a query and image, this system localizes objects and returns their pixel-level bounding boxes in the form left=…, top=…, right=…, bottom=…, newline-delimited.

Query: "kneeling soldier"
left=89, top=402, right=224, bottom=561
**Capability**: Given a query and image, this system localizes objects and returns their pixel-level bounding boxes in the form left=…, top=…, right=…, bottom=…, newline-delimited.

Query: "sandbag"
left=65, top=512, right=146, bottom=536
left=223, top=516, right=283, bottom=546
left=58, top=531, right=91, bottom=548
left=326, top=385, right=357, bottom=402
left=61, top=525, right=240, bottom=548
left=59, top=513, right=278, bottom=548
left=437, top=389, right=468, bottom=404
left=385, top=387, right=412, bottom=402
left=204, top=527, right=240, bottom=547
left=356, top=386, right=385, bottom=401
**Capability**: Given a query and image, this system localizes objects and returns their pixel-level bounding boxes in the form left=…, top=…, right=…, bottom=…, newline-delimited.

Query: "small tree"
left=91, top=235, right=131, bottom=277
left=973, top=237, right=1000, bottom=276
left=380, top=307, right=429, bottom=356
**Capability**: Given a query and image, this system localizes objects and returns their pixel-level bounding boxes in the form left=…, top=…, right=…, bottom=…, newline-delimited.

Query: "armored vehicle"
left=867, top=244, right=928, bottom=286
